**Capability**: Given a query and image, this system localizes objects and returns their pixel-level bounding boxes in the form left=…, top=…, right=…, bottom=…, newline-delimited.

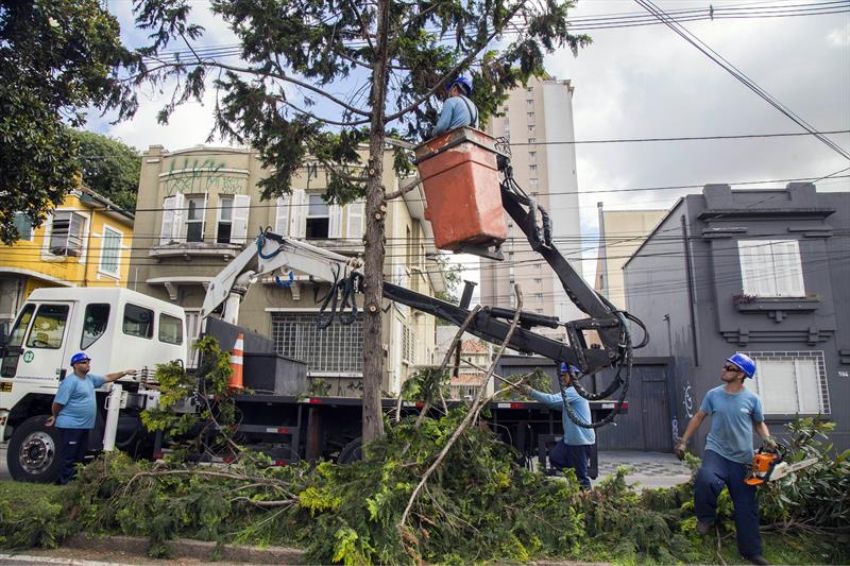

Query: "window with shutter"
left=745, top=352, right=829, bottom=415
left=328, top=204, right=342, bottom=239
left=48, top=211, right=86, bottom=257
left=275, top=195, right=290, bottom=235
left=229, top=194, right=251, bottom=244
left=738, top=240, right=804, bottom=297
left=216, top=196, right=234, bottom=243
left=160, top=193, right=186, bottom=244
left=185, top=194, right=207, bottom=242
left=306, top=194, right=330, bottom=239
left=345, top=200, right=365, bottom=240
left=289, top=190, right=307, bottom=238
left=160, top=196, right=176, bottom=244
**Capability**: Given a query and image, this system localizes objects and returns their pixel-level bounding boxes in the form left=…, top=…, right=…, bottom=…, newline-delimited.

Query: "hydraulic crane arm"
left=201, top=234, right=361, bottom=323
left=201, top=146, right=646, bottom=428
left=202, top=228, right=622, bottom=374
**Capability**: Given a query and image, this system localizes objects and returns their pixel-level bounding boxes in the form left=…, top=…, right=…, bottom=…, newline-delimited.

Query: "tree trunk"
left=361, top=0, right=392, bottom=444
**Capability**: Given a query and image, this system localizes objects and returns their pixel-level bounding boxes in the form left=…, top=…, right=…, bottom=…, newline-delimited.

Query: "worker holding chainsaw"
left=675, top=353, right=774, bottom=566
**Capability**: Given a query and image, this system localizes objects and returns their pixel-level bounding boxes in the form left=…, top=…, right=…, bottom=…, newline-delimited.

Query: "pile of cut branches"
left=48, top=298, right=850, bottom=564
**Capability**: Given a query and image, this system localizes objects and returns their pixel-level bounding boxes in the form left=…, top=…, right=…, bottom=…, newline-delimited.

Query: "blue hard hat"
left=727, top=352, right=756, bottom=378
left=447, top=76, right=473, bottom=96
left=559, top=362, right=580, bottom=375
left=70, top=352, right=91, bottom=366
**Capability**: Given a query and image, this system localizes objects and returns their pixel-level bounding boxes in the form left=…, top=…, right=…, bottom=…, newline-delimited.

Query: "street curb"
left=64, top=533, right=305, bottom=564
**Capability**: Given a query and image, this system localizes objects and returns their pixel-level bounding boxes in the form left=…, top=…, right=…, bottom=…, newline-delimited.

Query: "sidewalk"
left=598, top=450, right=692, bottom=490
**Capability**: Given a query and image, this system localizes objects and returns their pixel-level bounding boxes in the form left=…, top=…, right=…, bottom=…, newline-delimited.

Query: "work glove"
left=674, top=438, right=688, bottom=461
left=762, top=436, right=779, bottom=451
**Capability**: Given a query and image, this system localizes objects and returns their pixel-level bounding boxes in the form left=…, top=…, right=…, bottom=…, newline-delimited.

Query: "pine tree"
left=135, top=0, right=591, bottom=443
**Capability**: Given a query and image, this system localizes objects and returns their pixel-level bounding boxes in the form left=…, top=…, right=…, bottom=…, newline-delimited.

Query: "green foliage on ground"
left=2, top=382, right=847, bottom=565
left=22, top=415, right=841, bottom=564
left=0, top=481, right=68, bottom=549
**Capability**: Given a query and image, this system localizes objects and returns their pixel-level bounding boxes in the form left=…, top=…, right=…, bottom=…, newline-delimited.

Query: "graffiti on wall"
left=682, top=383, right=695, bottom=418
left=671, top=417, right=679, bottom=444
left=161, top=157, right=247, bottom=196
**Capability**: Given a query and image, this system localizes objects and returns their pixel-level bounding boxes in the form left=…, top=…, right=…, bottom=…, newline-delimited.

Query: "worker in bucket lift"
left=520, top=363, right=595, bottom=489
left=45, top=352, right=137, bottom=484
left=674, top=352, right=776, bottom=566
left=430, top=76, right=479, bottom=138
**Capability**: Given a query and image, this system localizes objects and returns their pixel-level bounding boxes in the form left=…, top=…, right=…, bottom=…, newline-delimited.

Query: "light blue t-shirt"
left=531, top=387, right=596, bottom=446
left=700, top=385, right=764, bottom=464
left=54, top=373, right=105, bottom=429
left=432, top=95, right=479, bottom=136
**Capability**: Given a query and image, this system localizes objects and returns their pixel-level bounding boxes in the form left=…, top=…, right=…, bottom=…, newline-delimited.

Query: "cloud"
left=545, top=1, right=849, bottom=217
left=827, top=23, right=850, bottom=47
left=106, top=86, right=227, bottom=152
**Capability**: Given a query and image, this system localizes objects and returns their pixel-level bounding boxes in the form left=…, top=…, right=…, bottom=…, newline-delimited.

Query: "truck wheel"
left=337, top=438, right=362, bottom=464
left=7, top=416, right=62, bottom=483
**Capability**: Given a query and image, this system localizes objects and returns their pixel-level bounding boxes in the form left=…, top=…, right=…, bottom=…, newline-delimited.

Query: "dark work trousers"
left=695, top=449, right=762, bottom=559
left=58, top=428, right=90, bottom=485
left=550, top=441, right=592, bottom=490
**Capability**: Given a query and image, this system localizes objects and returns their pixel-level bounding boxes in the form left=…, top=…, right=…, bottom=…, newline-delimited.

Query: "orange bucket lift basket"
left=414, top=127, right=508, bottom=258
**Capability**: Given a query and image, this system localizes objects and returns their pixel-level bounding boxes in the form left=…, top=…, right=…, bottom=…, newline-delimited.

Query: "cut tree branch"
left=398, top=286, right=523, bottom=530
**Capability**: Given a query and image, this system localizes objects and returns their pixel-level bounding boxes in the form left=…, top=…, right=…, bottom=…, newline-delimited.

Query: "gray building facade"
left=623, top=183, right=849, bottom=452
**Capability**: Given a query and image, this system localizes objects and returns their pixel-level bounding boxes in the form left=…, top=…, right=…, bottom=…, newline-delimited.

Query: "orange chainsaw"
left=744, top=444, right=818, bottom=486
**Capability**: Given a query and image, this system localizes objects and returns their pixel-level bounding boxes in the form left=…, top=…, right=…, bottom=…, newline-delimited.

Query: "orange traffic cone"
left=229, top=333, right=245, bottom=391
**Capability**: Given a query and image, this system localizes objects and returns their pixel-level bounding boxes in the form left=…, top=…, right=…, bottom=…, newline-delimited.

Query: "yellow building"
left=0, top=188, right=134, bottom=335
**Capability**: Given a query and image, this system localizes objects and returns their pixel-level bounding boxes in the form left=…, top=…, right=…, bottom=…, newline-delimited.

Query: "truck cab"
left=0, top=287, right=187, bottom=482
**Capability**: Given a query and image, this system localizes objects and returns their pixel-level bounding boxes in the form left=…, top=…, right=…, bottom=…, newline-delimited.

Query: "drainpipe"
left=82, top=211, right=95, bottom=287
left=596, top=202, right=607, bottom=295
left=681, top=215, right=700, bottom=366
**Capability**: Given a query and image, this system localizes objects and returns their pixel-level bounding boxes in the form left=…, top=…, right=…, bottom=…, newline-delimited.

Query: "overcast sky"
left=97, top=0, right=850, bottom=284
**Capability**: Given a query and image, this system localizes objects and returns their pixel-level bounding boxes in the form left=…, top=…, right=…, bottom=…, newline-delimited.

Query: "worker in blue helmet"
left=430, top=76, right=479, bottom=138
left=674, top=352, right=775, bottom=565
left=519, top=362, right=595, bottom=489
left=46, top=352, right=137, bottom=484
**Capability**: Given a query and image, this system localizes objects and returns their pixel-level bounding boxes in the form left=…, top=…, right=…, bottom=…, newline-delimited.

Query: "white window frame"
left=744, top=351, right=830, bottom=415
left=305, top=193, right=329, bottom=239
left=159, top=193, right=185, bottom=245
left=42, top=209, right=88, bottom=260
left=738, top=239, right=805, bottom=298
left=98, top=225, right=123, bottom=279
left=216, top=195, right=234, bottom=243
left=184, top=194, right=207, bottom=243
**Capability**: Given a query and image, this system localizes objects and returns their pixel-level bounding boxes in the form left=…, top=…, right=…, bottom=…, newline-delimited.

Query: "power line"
left=510, top=129, right=850, bottom=146
left=140, top=0, right=850, bottom=62
left=19, top=174, right=848, bottom=218
left=634, top=0, right=850, bottom=161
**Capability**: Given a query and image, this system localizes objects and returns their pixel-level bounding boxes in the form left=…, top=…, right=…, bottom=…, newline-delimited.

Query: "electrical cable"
left=634, top=0, right=850, bottom=161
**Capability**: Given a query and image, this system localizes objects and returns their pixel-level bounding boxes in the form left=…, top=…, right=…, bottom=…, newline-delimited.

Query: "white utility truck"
left=0, top=287, right=186, bottom=482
